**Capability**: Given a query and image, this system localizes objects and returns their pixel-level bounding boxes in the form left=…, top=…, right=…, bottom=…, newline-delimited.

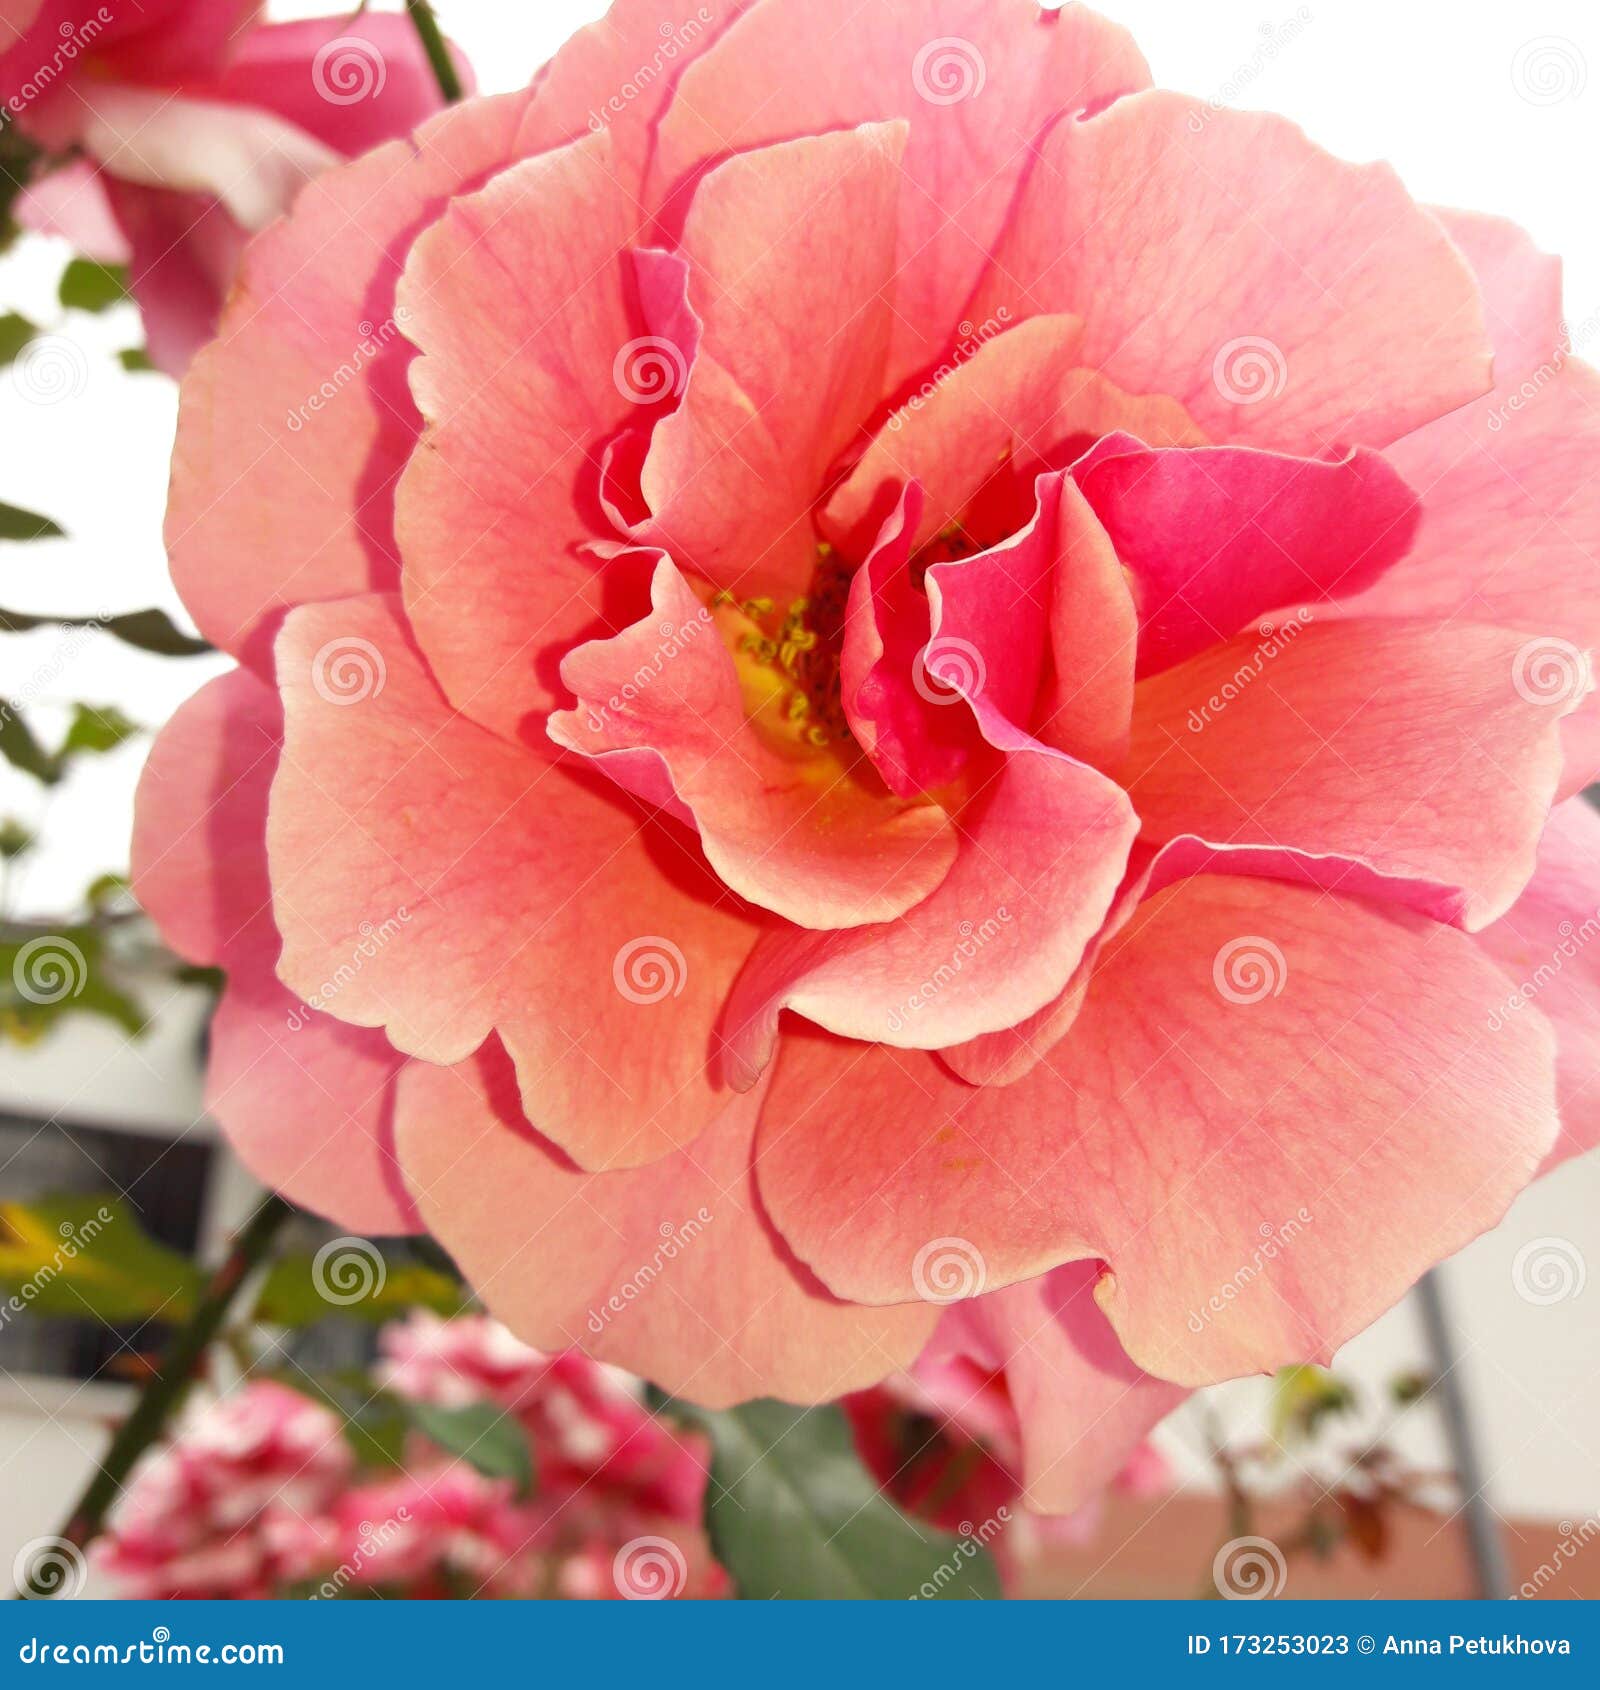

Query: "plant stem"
left=404, top=0, right=462, bottom=103
left=15, top=1194, right=293, bottom=1598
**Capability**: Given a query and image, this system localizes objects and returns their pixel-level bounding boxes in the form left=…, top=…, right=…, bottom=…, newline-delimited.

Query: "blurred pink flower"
left=0, top=1, right=467, bottom=371
left=133, top=0, right=1600, bottom=1515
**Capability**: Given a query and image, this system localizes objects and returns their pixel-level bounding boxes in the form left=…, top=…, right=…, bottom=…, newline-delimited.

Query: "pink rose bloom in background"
left=96, top=1381, right=350, bottom=1599
left=132, top=0, right=1600, bottom=1519
left=0, top=0, right=466, bottom=372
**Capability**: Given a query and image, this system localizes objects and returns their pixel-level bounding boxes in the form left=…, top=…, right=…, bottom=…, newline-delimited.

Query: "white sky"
left=0, top=0, right=1595, bottom=916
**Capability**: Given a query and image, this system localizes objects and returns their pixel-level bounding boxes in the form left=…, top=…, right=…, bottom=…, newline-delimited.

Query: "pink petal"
left=970, top=92, right=1491, bottom=451
left=638, top=124, right=907, bottom=601
left=130, top=669, right=413, bottom=1231
left=649, top=0, right=1150, bottom=384
left=756, top=875, right=1559, bottom=1384
left=549, top=555, right=957, bottom=930
left=1479, top=798, right=1600, bottom=1172
left=1335, top=213, right=1600, bottom=794
left=1119, top=619, right=1585, bottom=929
left=1076, top=442, right=1421, bottom=676
left=269, top=593, right=763, bottom=1171
left=167, top=90, right=536, bottom=668
left=395, top=1040, right=937, bottom=1407
left=14, top=161, right=130, bottom=263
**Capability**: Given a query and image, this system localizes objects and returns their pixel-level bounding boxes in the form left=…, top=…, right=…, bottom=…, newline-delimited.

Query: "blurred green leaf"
left=0, top=312, right=35, bottom=366
left=59, top=702, right=139, bottom=758
left=0, top=925, right=144, bottom=1041
left=252, top=1253, right=465, bottom=1328
left=0, top=1193, right=201, bottom=1323
left=0, top=606, right=211, bottom=656
left=672, top=1399, right=1001, bottom=1599
left=58, top=258, right=128, bottom=313
left=0, top=501, right=64, bottom=542
left=0, top=818, right=33, bottom=859
left=1270, top=1365, right=1358, bottom=1447
left=85, top=871, right=130, bottom=910
left=408, top=1400, right=534, bottom=1497
left=116, top=347, right=155, bottom=373
left=283, top=1372, right=411, bottom=1470
left=0, top=706, right=62, bottom=784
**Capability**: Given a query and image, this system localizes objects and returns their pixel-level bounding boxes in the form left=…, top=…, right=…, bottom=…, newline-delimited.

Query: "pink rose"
left=97, top=1381, right=350, bottom=1599
left=1, top=1, right=466, bottom=372
left=134, top=0, right=1600, bottom=1514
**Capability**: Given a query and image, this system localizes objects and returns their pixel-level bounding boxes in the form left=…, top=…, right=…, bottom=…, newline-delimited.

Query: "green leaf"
left=0, top=1193, right=201, bottom=1323
left=252, top=1251, right=465, bottom=1328
left=673, top=1399, right=1002, bottom=1600
left=58, top=258, right=128, bottom=313
left=0, top=925, right=144, bottom=1041
left=0, top=705, right=62, bottom=784
left=1270, top=1364, right=1357, bottom=1447
left=0, top=312, right=35, bottom=366
left=0, top=605, right=211, bottom=655
left=0, top=501, right=64, bottom=541
left=282, top=1372, right=411, bottom=1470
left=116, top=347, right=155, bottom=373
left=0, top=818, right=33, bottom=860
left=407, top=1399, right=534, bottom=1497
left=59, top=702, right=139, bottom=758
